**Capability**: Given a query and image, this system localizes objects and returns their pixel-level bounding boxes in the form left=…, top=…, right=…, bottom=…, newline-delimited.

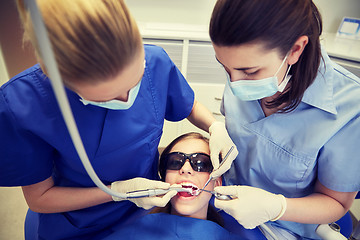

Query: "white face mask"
left=228, top=54, right=292, bottom=101
left=79, top=60, right=145, bottom=110
left=79, top=78, right=142, bottom=110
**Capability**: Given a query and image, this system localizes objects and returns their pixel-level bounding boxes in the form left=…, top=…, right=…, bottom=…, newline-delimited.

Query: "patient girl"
left=104, top=133, right=245, bottom=239
left=154, top=132, right=223, bottom=225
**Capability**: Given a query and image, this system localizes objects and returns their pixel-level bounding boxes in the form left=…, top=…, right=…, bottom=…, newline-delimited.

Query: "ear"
left=214, top=177, right=222, bottom=187
left=287, top=35, right=309, bottom=65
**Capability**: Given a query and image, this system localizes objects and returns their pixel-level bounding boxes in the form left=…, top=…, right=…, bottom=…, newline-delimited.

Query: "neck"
left=261, top=90, right=290, bottom=117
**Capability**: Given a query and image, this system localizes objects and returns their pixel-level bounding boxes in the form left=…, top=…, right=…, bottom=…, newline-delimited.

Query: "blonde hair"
left=16, top=0, right=142, bottom=84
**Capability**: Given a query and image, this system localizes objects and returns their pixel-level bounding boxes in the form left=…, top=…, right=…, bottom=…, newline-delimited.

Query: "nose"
left=179, top=159, right=194, bottom=175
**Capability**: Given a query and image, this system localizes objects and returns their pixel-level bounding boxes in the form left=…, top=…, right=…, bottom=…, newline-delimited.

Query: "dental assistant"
left=209, top=0, right=360, bottom=239
left=0, top=0, right=237, bottom=239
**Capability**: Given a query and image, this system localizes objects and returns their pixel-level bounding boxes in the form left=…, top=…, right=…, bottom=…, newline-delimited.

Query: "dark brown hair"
left=154, top=132, right=224, bottom=227
left=209, top=0, right=323, bottom=112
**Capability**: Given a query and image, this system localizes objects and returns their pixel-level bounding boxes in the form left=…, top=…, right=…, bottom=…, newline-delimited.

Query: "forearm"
left=187, top=100, right=216, bottom=132
left=281, top=193, right=350, bottom=224
left=281, top=181, right=357, bottom=224
left=22, top=177, right=113, bottom=213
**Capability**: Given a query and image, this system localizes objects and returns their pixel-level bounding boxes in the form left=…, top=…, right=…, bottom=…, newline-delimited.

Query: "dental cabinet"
left=321, top=32, right=360, bottom=77
left=138, top=23, right=360, bottom=148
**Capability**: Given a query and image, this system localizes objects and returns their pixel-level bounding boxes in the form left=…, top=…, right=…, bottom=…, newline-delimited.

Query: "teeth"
left=181, top=182, right=199, bottom=190
left=181, top=182, right=199, bottom=196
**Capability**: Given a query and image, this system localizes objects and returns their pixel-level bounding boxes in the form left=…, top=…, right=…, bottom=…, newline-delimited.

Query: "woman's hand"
left=214, top=185, right=286, bottom=229
left=186, top=101, right=238, bottom=177
left=111, top=177, right=177, bottom=210
left=209, top=121, right=238, bottom=178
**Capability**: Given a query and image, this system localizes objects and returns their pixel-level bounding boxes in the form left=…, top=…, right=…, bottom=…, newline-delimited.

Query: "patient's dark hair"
left=210, top=0, right=323, bottom=112
left=152, top=132, right=224, bottom=227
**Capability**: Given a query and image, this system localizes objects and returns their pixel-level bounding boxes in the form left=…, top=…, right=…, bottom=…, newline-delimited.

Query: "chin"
left=171, top=197, right=209, bottom=219
left=172, top=205, right=202, bottom=217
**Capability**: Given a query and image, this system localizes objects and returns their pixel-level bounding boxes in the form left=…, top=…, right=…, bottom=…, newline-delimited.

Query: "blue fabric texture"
left=0, top=45, right=194, bottom=239
left=103, top=213, right=249, bottom=240
left=221, top=48, right=360, bottom=239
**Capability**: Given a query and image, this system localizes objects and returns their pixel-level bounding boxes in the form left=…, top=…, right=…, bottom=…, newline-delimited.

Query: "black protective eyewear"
left=164, top=152, right=213, bottom=173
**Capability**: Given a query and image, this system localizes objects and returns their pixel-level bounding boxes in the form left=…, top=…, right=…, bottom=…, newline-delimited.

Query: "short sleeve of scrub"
left=0, top=79, right=53, bottom=186
left=314, top=58, right=360, bottom=193
left=318, top=104, right=360, bottom=192
left=144, top=45, right=194, bottom=122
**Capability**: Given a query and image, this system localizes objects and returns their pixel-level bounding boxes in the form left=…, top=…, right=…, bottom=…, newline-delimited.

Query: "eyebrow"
left=215, top=57, right=259, bottom=71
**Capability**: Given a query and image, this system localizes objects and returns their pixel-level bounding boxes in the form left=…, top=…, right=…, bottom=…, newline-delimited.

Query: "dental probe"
left=198, top=146, right=235, bottom=194
left=125, top=187, right=192, bottom=199
left=200, top=189, right=238, bottom=200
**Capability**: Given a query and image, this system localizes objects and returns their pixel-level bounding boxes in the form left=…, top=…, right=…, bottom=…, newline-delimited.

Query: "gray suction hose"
left=25, top=0, right=127, bottom=199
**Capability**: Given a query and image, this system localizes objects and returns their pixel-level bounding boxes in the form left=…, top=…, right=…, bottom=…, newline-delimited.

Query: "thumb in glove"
left=111, top=177, right=176, bottom=209
left=209, top=121, right=238, bottom=178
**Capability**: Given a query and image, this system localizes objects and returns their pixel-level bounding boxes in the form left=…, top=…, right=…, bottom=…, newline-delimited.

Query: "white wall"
left=127, top=0, right=360, bottom=34
left=0, top=46, right=9, bottom=85
left=126, top=0, right=216, bottom=27
left=314, top=0, right=360, bottom=33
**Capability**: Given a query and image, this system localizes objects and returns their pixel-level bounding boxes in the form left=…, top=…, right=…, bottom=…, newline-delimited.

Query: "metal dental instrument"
left=125, top=187, right=191, bottom=199
left=201, top=189, right=237, bottom=201
left=198, top=146, right=235, bottom=195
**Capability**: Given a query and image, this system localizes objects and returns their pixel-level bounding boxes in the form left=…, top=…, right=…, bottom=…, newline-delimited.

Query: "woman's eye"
left=245, top=70, right=259, bottom=76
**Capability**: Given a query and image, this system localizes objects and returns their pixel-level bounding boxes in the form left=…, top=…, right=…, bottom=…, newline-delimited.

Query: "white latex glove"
left=111, top=177, right=177, bottom=210
left=214, top=186, right=287, bottom=229
left=209, top=121, right=238, bottom=178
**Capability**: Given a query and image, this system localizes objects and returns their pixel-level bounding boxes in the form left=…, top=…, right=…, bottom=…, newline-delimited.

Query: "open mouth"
left=180, top=182, right=199, bottom=197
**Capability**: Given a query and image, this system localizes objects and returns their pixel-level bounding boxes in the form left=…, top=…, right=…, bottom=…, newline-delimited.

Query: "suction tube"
left=316, top=223, right=347, bottom=240
left=25, top=0, right=127, bottom=199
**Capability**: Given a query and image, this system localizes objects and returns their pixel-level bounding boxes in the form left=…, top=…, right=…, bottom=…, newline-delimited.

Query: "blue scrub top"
left=0, top=45, right=195, bottom=239
left=221, top=48, right=360, bottom=239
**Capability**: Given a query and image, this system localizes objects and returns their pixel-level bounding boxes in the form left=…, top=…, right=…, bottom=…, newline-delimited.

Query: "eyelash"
left=222, top=65, right=259, bottom=78
left=244, top=70, right=259, bottom=76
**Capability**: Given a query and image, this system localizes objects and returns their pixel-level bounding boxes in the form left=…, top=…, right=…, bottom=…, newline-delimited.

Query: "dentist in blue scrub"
left=0, top=0, right=237, bottom=239
left=209, top=0, right=360, bottom=239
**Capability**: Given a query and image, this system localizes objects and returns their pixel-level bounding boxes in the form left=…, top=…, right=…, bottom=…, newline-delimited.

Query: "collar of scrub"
left=301, top=46, right=337, bottom=115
